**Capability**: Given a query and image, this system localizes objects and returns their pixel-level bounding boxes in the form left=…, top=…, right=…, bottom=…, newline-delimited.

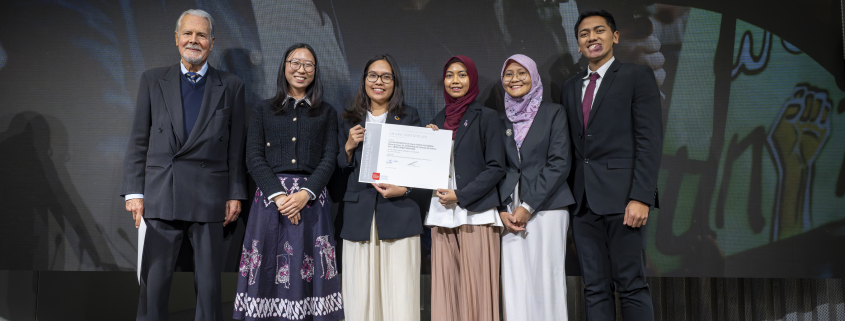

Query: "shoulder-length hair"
left=272, top=43, right=323, bottom=115
left=342, top=54, right=405, bottom=124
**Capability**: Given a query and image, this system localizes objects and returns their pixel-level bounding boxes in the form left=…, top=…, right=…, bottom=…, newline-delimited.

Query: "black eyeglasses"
left=287, top=59, right=316, bottom=73
left=502, top=70, right=529, bottom=83
left=366, top=72, right=394, bottom=84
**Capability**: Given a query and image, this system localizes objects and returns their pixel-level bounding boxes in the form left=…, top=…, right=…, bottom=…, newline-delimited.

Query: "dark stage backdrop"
left=0, top=0, right=843, bottom=278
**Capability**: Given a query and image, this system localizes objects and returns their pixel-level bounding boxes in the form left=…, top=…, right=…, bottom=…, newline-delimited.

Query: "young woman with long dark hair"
left=233, top=43, right=343, bottom=321
left=338, top=54, right=423, bottom=321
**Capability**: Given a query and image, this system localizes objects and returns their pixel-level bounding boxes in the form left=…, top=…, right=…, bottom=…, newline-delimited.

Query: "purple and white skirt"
left=233, top=173, right=344, bottom=321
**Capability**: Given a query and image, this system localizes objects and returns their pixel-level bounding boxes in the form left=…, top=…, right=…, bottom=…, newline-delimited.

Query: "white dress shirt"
left=180, top=61, right=209, bottom=78
left=125, top=61, right=209, bottom=201
left=581, top=56, right=615, bottom=110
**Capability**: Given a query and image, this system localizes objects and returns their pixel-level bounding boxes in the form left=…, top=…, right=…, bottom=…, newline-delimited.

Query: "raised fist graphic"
left=767, top=85, right=832, bottom=240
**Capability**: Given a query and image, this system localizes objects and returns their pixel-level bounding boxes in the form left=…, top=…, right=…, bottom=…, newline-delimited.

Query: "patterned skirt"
left=233, top=173, right=344, bottom=321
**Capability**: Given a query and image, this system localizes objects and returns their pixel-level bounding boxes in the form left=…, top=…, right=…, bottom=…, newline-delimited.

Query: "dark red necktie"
left=582, top=72, right=599, bottom=132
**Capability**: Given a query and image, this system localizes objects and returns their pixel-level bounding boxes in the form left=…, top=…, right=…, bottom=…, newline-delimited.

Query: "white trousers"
left=342, top=216, right=420, bottom=321
left=501, top=208, right=570, bottom=321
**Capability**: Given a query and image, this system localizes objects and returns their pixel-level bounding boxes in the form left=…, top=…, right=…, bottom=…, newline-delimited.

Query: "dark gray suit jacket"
left=561, top=59, right=663, bottom=215
left=498, top=101, right=575, bottom=212
left=120, top=63, right=248, bottom=222
left=337, top=106, right=425, bottom=241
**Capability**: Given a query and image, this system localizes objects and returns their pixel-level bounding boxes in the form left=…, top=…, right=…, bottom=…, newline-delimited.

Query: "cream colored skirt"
left=342, top=214, right=420, bottom=321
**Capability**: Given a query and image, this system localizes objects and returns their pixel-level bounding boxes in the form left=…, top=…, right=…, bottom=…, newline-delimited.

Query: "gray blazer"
left=120, top=63, right=248, bottom=222
left=498, top=101, right=575, bottom=212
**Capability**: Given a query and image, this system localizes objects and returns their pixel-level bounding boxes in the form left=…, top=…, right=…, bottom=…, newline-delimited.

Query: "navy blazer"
left=120, top=63, right=248, bottom=222
left=560, top=59, right=663, bottom=214
left=498, top=101, right=575, bottom=211
left=337, top=106, right=425, bottom=241
left=430, top=102, right=505, bottom=212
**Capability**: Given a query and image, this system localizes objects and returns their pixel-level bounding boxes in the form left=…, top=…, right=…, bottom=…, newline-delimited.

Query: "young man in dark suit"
left=120, top=9, right=247, bottom=321
left=561, top=9, right=663, bottom=321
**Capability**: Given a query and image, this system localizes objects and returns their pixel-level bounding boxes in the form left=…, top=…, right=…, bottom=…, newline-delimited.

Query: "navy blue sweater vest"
left=180, top=73, right=207, bottom=139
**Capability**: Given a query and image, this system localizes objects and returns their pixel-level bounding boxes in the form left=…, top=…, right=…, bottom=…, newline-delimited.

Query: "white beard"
left=182, top=52, right=203, bottom=65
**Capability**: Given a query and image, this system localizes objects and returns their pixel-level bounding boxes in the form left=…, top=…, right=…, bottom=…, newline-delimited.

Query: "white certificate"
left=358, top=122, right=452, bottom=190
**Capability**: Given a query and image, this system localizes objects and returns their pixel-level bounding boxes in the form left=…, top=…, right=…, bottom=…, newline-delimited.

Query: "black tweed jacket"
left=246, top=98, right=338, bottom=199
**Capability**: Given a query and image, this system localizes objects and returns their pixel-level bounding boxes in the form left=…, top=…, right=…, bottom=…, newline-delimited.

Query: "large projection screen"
left=0, top=0, right=843, bottom=278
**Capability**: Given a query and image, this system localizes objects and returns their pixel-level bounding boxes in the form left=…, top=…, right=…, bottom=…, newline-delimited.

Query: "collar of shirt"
left=180, top=61, right=209, bottom=77
left=286, top=95, right=311, bottom=109
left=582, top=56, right=615, bottom=81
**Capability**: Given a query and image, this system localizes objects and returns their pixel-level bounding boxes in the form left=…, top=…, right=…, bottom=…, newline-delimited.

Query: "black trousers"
left=572, top=198, right=654, bottom=321
left=137, top=218, right=223, bottom=321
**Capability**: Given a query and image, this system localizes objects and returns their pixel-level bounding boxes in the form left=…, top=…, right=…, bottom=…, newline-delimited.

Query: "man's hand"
left=126, top=198, right=144, bottom=228
left=512, top=206, right=531, bottom=228
left=500, top=211, right=526, bottom=233
left=436, top=189, right=458, bottom=206
left=623, top=199, right=649, bottom=228
left=372, top=183, right=407, bottom=199
left=278, top=191, right=310, bottom=223
left=224, top=200, right=241, bottom=227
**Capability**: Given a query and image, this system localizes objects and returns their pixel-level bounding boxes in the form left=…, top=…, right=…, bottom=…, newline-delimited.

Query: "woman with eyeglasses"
left=233, top=43, right=344, bottom=321
left=425, top=55, right=505, bottom=320
left=497, top=54, right=574, bottom=321
left=338, top=54, right=423, bottom=321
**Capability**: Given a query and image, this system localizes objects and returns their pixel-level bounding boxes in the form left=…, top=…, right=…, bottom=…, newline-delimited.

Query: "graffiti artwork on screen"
left=0, top=0, right=842, bottom=278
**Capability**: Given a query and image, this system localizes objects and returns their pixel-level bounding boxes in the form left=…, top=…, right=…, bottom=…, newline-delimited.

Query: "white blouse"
left=424, top=144, right=503, bottom=228
left=366, top=110, right=388, bottom=124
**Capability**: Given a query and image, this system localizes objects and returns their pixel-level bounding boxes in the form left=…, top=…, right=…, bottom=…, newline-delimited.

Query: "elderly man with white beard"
left=120, top=9, right=247, bottom=321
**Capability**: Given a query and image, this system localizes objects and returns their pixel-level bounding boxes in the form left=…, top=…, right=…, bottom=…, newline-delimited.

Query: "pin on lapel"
left=506, top=129, right=513, bottom=137
left=464, top=120, right=468, bottom=127
left=394, top=116, right=400, bottom=120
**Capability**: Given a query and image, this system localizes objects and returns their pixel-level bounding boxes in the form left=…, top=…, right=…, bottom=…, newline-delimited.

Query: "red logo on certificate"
left=372, top=173, right=380, bottom=180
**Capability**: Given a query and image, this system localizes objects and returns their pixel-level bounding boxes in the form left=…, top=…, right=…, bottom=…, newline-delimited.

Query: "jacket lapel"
left=358, top=113, right=368, bottom=128
left=574, top=69, right=587, bottom=134
left=385, top=110, right=401, bottom=125
left=179, top=66, right=224, bottom=154
left=519, top=102, right=546, bottom=154
left=453, top=104, right=478, bottom=148
left=432, top=108, right=446, bottom=128
left=500, top=113, right=520, bottom=169
left=587, top=59, right=620, bottom=130
left=159, top=64, right=185, bottom=146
